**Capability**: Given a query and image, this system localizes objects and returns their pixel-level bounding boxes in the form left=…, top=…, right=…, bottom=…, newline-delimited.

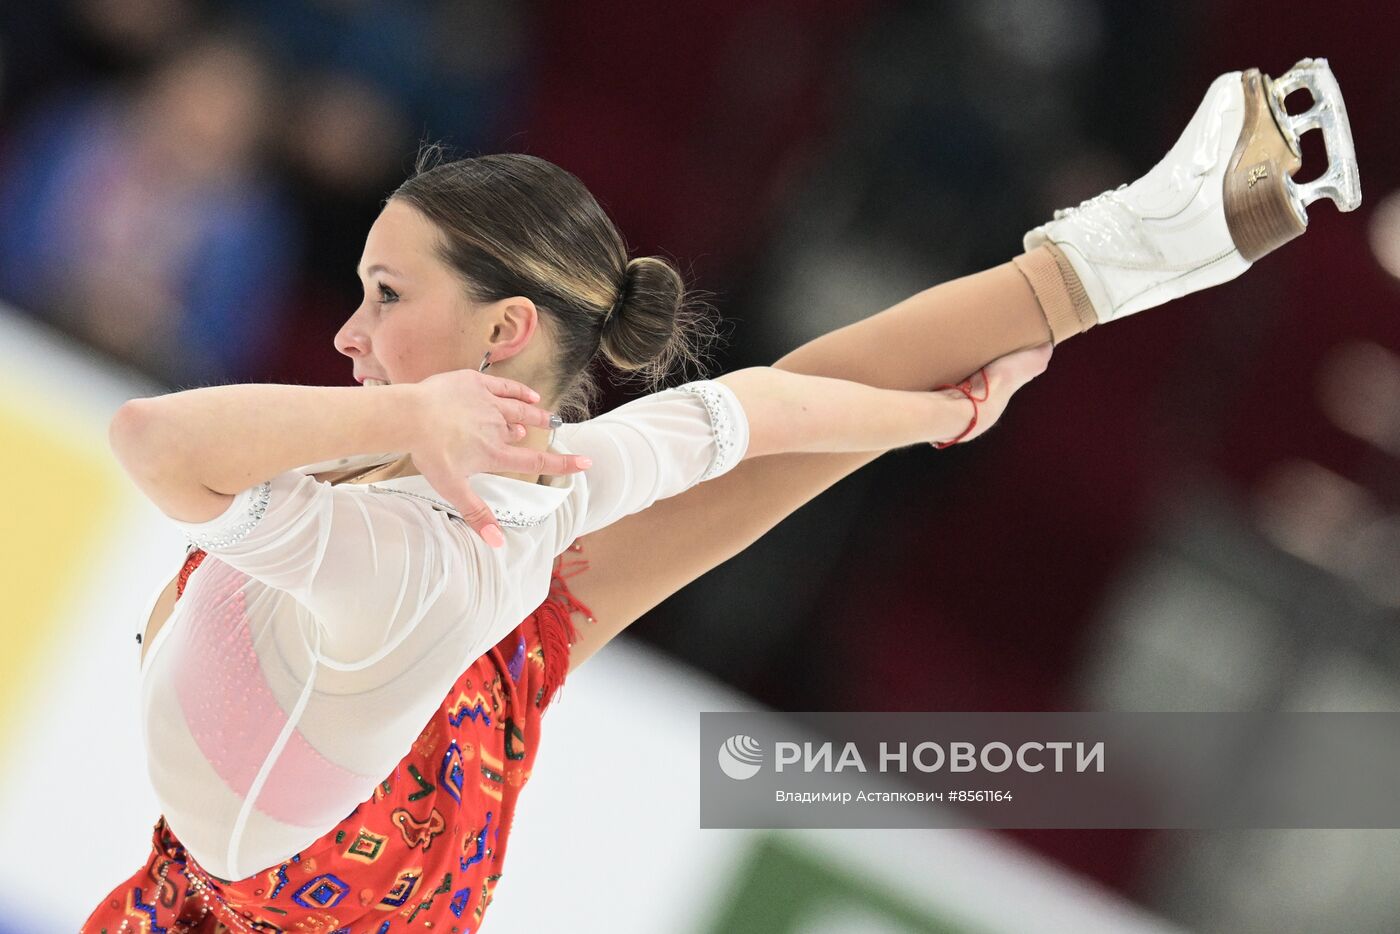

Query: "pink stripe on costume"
left=173, top=557, right=379, bottom=829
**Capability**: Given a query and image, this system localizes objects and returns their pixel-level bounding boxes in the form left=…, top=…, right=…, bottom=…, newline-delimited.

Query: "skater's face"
left=334, top=199, right=549, bottom=395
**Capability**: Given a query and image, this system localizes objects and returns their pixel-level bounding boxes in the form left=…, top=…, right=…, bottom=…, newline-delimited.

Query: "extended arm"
left=109, top=384, right=421, bottom=523
left=395, top=363, right=1000, bottom=549
left=559, top=260, right=1057, bottom=672
left=112, top=355, right=1027, bottom=670
left=107, top=374, right=571, bottom=531
left=714, top=366, right=984, bottom=458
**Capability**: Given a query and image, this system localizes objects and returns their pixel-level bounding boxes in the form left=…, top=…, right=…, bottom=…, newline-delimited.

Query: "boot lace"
left=1051, top=182, right=1128, bottom=221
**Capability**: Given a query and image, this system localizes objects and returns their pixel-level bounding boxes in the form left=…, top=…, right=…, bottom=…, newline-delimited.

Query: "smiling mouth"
left=363, top=378, right=390, bottom=386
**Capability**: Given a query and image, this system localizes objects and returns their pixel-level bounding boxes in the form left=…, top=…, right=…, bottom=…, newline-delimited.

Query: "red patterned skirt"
left=84, top=545, right=592, bottom=933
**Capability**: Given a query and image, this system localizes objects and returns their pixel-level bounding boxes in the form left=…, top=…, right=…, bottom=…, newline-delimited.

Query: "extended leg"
left=562, top=56, right=1361, bottom=672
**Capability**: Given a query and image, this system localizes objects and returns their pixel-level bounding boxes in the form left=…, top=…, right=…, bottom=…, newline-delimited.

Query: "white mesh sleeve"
left=552, top=378, right=749, bottom=540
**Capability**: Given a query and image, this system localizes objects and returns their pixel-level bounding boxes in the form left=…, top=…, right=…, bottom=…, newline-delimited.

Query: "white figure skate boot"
left=1024, top=57, right=1361, bottom=324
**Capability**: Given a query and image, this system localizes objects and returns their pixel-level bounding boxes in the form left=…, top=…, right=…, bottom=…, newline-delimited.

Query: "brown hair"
left=390, top=146, right=721, bottom=421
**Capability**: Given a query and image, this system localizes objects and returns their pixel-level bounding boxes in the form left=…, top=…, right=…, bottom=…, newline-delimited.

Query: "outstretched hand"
left=931, top=341, right=1053, bottom=446
left=406, top=368, right=592, bottom=547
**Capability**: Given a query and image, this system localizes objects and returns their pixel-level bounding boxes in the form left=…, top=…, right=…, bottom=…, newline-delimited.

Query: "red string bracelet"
left=931, top=366, right=989, bottom=449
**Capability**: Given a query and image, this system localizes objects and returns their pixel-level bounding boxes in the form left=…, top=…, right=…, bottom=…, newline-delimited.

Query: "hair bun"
left=602, top=262, right=636, bottom=330
left=598, top=256, right=686, bottom=376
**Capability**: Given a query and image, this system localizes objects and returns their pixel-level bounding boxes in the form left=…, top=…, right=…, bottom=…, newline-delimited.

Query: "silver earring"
left=479, top=351, right=491, bottom=372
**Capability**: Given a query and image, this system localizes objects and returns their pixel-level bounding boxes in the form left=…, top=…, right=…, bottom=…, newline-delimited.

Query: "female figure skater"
left=85, top=58, right=1357, bottom=932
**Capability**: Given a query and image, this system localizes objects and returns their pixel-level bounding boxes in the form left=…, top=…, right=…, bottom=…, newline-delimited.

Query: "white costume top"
left=136, top=380, right=748, bottom=881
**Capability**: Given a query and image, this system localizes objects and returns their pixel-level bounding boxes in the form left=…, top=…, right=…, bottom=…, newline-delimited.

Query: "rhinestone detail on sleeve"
left=492, top=508, right=550, bottom=529
left=678, top=381, right=741, bottom=481
left=367, top=485, right=549, bottom=528
left=183, top=479, right=272, bottom=551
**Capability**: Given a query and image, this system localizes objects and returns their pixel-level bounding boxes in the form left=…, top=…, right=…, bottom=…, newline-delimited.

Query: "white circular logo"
left=718, top=734, right=763, bottom=780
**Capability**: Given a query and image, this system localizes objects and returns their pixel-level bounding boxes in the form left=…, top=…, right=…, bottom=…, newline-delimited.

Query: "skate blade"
left=1265, top=57, right=1363, bottom=214
left=1224, top=58, right=1362, bottom=262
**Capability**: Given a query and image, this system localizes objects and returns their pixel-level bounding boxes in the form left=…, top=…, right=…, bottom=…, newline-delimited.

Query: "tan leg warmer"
left=1011, top=243, right=1098, bottom=345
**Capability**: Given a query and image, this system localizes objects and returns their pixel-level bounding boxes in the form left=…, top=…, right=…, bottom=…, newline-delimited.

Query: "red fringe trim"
left=536, top=542, right=596, bottom=710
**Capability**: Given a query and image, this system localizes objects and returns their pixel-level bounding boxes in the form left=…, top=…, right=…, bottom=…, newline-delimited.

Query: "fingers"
left=997, top=342, right=1054, bottom=387
left=496, top=446, right=592, bottom=476
left=497, top=398, right=558, bottom=430
left=438, top=476, right=507, bottom=548
left=1012, top=342, right=1053, bottom=382
left=482, top=373, right=542, bottom=404
left=980, top=342, right=1052, bottom=398
left=931, top=342, right=1052, bottom=449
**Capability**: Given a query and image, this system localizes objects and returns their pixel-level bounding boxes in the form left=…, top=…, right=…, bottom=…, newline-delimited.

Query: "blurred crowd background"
left=4, top=1, right=1399, bottom=931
